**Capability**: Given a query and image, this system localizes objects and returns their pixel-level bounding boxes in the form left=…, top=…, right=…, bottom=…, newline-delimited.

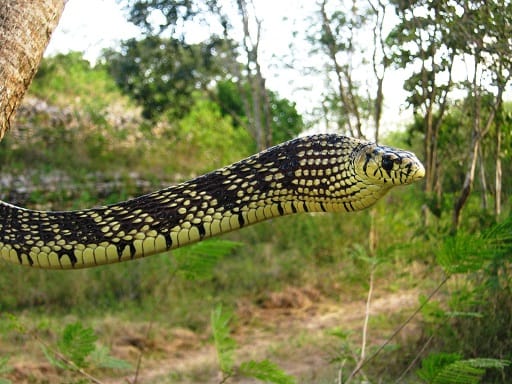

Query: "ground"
left=5, top=285, right=424, bottom=384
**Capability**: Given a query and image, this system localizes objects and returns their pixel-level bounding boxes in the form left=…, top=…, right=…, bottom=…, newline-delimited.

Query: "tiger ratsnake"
left=0, top=134, right=425, bottom=269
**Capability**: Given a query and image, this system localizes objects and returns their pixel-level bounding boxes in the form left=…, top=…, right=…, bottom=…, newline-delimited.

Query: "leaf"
left=417, top=352, right=461, bottom=382
left=433, top=360, right=485, bottom=384
left=326, top=327, right=352, bottom=341
left=465, top=358, right=510, bottom=369
left=57, top=322, right=97, bottom=368
left=211, top=305, right=236, bottom=374
left=437, top=234, right=490, bottom=274
left=239, top=359, right=296, bottom=384
left=417, top=353, right=510, bottom=384
left=437, top=217, right=512, bottom=275
left=173, top=239, right=242, bottom=280
left=41, top=344, right=71, bottom=370
left=89, top=345, right=132, bottom=370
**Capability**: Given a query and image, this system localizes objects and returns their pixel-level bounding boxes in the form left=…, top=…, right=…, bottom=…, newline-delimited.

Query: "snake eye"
left=382, top=155, right=397, bottom=172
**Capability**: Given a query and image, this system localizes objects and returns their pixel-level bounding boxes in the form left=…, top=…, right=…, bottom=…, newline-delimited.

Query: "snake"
left=0, top=134, right=424, bottom=269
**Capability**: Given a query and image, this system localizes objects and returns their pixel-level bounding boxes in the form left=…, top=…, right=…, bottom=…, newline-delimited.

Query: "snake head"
left=355, top=143, right=425, bottom=186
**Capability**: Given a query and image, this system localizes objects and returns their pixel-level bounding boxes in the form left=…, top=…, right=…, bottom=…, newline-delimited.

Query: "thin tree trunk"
left=478, top=145, right=488, bottom=210
left=0, top=0, right=65, bottom=141
left=495, top=125, right=502, bottom=217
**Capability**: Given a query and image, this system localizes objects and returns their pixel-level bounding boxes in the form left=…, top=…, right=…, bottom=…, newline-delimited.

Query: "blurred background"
left=0, top=1, right=511, bottom=383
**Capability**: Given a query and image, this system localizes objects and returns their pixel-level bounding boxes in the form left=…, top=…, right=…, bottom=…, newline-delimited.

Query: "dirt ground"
left=6, top=286, right=423, bottom=384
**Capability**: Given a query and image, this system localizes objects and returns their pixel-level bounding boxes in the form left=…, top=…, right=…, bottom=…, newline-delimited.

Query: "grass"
left=0, top=185, right=436, bottom=383
left=3, top=104, right=511, bottom=382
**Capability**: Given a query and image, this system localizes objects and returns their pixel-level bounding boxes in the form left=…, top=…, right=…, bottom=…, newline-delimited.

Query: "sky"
left=46, top=0, right=412, bottom=135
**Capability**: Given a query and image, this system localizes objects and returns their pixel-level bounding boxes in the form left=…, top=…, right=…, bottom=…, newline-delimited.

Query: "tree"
left=304, top=0, right=389, bottom=141
left=387, top=0, right=457, bottom=218
left=0, top=0, right=65, bottom=141
left=450, top=0, right=512, bottom=230
left=216, top=80, right=304, bottom=146
left=122, top=0, right=281, bottom=149
left=102, top=35, right=233, bottom=120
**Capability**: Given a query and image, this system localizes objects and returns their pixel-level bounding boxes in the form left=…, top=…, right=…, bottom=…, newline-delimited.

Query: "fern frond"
left=173, top=239, right=242, bottom=280
left=438, top=216, right=512, bottom=275
left=417, top=353, right=510, bottom=384
left=89, top=345, right=132, bottom=370
left=57, top=322, right=97, bottom=368
left=437, top=233, right=490, bottom=274
left=239, top=359, right=296, bottom=384
left=211, top=305, right=237, bottom=374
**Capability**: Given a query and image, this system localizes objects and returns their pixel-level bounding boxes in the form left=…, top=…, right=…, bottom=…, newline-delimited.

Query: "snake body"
left=0, top=134, right=424, bottom=269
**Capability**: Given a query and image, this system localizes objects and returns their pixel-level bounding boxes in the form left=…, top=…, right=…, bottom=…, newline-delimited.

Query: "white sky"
left=46, top=0, right=413, bottom=134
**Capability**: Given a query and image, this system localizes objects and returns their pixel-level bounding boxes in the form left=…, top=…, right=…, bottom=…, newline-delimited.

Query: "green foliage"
left=173, top=239, right=242, bottom=280
left=175, top=94, right=254, bottom=169
left=89, top=345, right=132, bottom=370
left=56, top=322, right=97, bottom=368
left=102, top=36, right=234, bottom=119
left=31, top=52, right=132, bottom=111
left=419, top=216, right=512, bottom=382
left=124, top=0, right=226, bottom=37
left=239, top=360, right=296, bottom=384
left=210, top=305, right=296, bottom=383
left=437, top=215, right=512, bottom=275
left=417, top=352, right=510, bottom=384
left=216, top=80, right=305, bottom=145
left=42, top=322, right=131, bottom=372
left=211, top=305, right=237, bottom=375
left=268, top=90, right=305, bottom=145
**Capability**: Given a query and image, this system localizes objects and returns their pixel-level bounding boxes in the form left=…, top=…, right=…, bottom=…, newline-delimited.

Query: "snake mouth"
left=356, top=144, right=425, bottom=186
left=410, top=160, right=426, bottom=181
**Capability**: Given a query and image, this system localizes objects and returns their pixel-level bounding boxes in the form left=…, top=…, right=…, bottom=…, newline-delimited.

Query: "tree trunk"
left=478, top=145, right=488, bottom=210
left=495, top=125, right=502, bottom=217
left=0, top=0, right=65, bottom=141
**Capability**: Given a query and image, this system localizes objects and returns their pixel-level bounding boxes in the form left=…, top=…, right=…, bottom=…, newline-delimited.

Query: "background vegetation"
left=0, top=0, right=511, bottom=383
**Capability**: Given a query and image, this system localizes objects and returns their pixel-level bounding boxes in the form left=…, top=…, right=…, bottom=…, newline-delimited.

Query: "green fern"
left=437, top=233, right=490, bottom=274
left=57, top=322, right=97, bottom=368
left=89, top=345, right=132, bottom=370
left=211, top=305, right=237, bottom=375
left=42, top=322, right=131, bottom=373
left=438, top=216, right=512, bottom=275
left=210, top=305, right=296, bottom=383
left=173, top=239, right=242, bottom=280
left=239, top=359, right=297, bottom=384
left=417, top=352, right=510, bottom=383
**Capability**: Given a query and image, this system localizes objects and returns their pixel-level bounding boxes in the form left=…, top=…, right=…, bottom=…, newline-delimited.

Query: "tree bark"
left=495, top=125, right=502, bottom=217
left=0, top=0, right=65, bottom=141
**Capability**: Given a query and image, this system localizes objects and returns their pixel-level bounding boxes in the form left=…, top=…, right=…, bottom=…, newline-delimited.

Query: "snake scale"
left=0, top=134, right=424, bottom=269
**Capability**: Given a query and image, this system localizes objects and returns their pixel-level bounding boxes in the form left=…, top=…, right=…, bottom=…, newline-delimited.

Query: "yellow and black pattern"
left=0, top=134, right=425, bottom=269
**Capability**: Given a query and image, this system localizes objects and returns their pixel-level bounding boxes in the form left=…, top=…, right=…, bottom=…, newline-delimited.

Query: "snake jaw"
left=356, top=143, right=425, bottom=186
